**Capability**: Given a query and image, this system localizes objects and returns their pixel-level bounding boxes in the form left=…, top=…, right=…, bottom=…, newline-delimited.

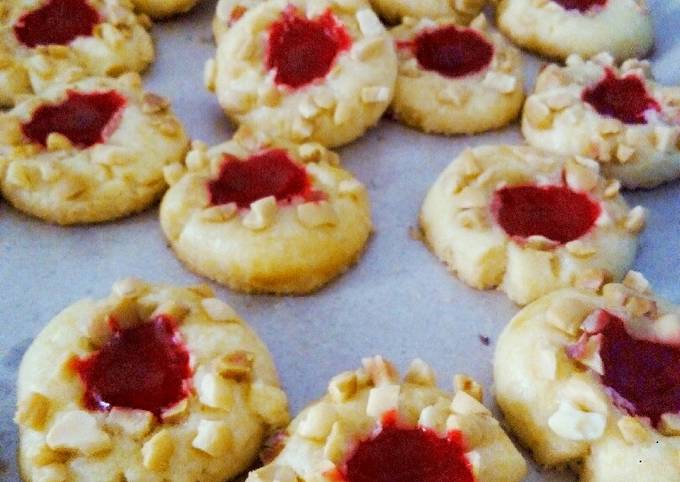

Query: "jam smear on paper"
left=583, top=310, right=680, bottom=427
left=14, top=0, right=100, bottom=48
left=73, top=315, right=191, bottom=418
left=266, top=6, right=351, bottom=89
left=208, top=149, right=322, bottom=208
left=582, top=68, right=661, bottom=124
left=491, top=184, right=601, bottom=244
left=339, top=415, right=475, bottom=482
left=22, top=90, right=126, bottom=148
left=399, top=25, right=493, bottom=78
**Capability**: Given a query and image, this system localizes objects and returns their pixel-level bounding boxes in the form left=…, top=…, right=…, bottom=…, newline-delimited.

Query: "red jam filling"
left=208, top=149, right=322, bottom=208
left=338, top=415, right=475, bottom=482
left=73, top=315, right=192, bottom=419
left=491, top=185, right=601, bottom=244
left=582, top=68, right=661, bottom=124
left=14, top=0, right=101, bottom=48
left=576, top=310, right=680, bottom=427
left=22, top=90, right=126, bottom=148
left=400, top=25, right=493, bottom=78
left=265, top=6, right=351, bottom=89
left=551, top=0, right=606, bottom=13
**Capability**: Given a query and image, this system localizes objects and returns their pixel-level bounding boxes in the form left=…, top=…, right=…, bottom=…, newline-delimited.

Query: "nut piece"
left=546, top=297, right=593, bottom=335
left=15, top=392, right=51, bottom=430
left=243, top=196, right=278, bottom=230
left=362, top=356, right=399, bottom=385
left=624, top=206, right=647, bottom=234
left=192, top=420, right=233, bottom=457
left=548, top=401, right=606, bottom=441
left=199, top=373, right=233, bottom=410
left=454, top=374, right=483, bottom=402
left=105, top=408, right=154, bottom=439
left=298, top=402, right=336, bottom=440
left=161, top=399, right=188, bottom=422
left=297, top=201, right=338, bottom=228
left=33, top=464, right=68, bottom=482
left=355, top=8, right=384, bottom=37
left=482, top=71, right=517, bottom=94
left=142, top=429, right=174, bottom=471
left=659, top=413, right=680, bottom=436
left=328, top=371, right=358, bottom=403
left=249, top=382, right=290, bottom=427
left=247, top=465, right=298, bottom=482
left=366, top=384, right=400, bottom=418
left=323, top=421, right=348, bottom=464
left=450, top=390, right=490, bottom=415
left=623, top=271, right=650, bottom=294
left=216, top=350, right=254, bottom=381
left=418, top=401, right=449, bottom=433
left=361, top=86, right=390, bottom=103
left=404, top=359, right=436, bottom=386
left=46, top=410, right=112, bottom=455
left=112, top=277, right=146, bottom=298
left=617, top=416, right=649, bottom=443
left=524, top=97, right=553, bottom=129
left=201, top=297, right=239, bottom=322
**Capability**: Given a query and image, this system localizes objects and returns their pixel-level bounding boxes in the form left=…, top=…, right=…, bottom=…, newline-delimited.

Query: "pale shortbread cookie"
left=16, top=278, right=290, bottom=482
left=246, top=356, right=527, bottom=482
left=420, top=145, right=645, bottom=306
left=0, top=74, right=189, bottom=225
left=369, top=0, right=485, bottom=25
left=0, top=0, right=153, bottom=107
left=496, top=0, right=653, bottom=61
left=206, top=0, right=398, bottom=148
left=160, top=130, right=372, bottom=295
left=522, top=54, right=680, bottom=189
left=495, top=272, right=680, bottom=480
left=129, top=0, right=198, bottom=18
left=212, top=0, right=261, bottom=43
left=391, top=15, right=524, bottom=135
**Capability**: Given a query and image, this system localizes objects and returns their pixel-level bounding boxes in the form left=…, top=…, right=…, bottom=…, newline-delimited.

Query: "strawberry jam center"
left=14, top=0, right=100, bottom=48
left=551, top=0, right=606, bottom=13
left=73, top=315, right=191, bottom=418
left=582, top=69, right=661, bottom=124
left=22, top=90, right=126, bottom=148
left=208, top=149, right=321, bottom=208
left=404, top=25, right=493, bottom=78
left=266, top=6, right=351, bottom=89
left=340, top=419, right=474, bottom=482
left=491, top=185, right=601, bottom=244
left=579, top=311, right=680, bottom=427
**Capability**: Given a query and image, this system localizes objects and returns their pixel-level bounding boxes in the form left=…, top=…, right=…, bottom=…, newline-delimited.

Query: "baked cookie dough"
left=129, top=0, right=198, bottom=19
left=369, top=0, right=486, bottom=25
left=495, top=272, right=680, bottom=480
left=212, top=0, right=261, bottom=43
left=206, top=0, right=397, bottom=148
left=391, top=15, right=524, bottom=135
left=15, top=278, right=290, bottom=482
left=160, top=129, right=372, bottom=295
left=420, top=145, right=645, bottom=306
left=0, top=74, right=189, bottom=225
left=522, top=54, right=680, bottom=189
left=0, top=0, right=154, bottom=107
left=246, top=356, right=527, bottom=482
left=496, top=0, right=653, bottom=61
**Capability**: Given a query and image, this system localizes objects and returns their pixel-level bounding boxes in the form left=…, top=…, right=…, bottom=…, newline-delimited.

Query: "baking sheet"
left=1, top=1, right=680, bottom=480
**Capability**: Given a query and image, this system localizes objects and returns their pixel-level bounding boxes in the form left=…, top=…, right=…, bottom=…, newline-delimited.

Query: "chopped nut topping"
left=297, top=201, right=339, bottom=228
left=548, top=401, right=606, bottom=441
left=617, top=416, right=649, bottom=443
left=565, top=160, right=598, bottom=192
left=216, top=350, right=254, bottom=381
left=112, top=277, right=146, bottom=298
left=362, top=356, right=399, bottom=385
left=404, top=359, right=436, bottom=386
left=625, top=295, right=657, bottom=318
left=624, top=206, right=646, bottom=234
left=565, top=240, right=596, bottom=257
left=465, top=451, right=481, bottom=477
left=603, top=179, right=621, bottom=198
left=418, top=400, right=450, bottom=433
left=161, top=398, right=188, bottom=422
left=46, top=133, right=72, bottom=152
left=33, top=464, right=68, bottom=482
left=450, top=390, right=489, bottom=415
left=546, top=297, right=594, bottom=334
left=249, top=382, right=290, bottom=427
left=324, top=421, right=347, bottom=464
left=141, top=93, right=169, bottom=114
left=659, top=413, right=680, bottom=436
left=615, top=144, right=635, bottom=163
left=327, top=371, right=358, bottom=403
left=623, top=271, right=651, bottom=294
left=352, top=37, right=385, bottom=61
left=243, top=196, right=278, bottom=230
left=361, top=86, right=390, bottom=104
left=482, top=71, right=517, bottom=94
left=46, top=410, right=112, bottom=455
left=15, top=392, right=51, bottom=430
left=575, top=269, right=611, bottom=292
left=200, top=204, right=238, bottom=223
left=201, top=297, right=238, bottom=322
left=192, top=420, right=233, bottom=457
left=524, top=97, right=553, bottom=129
left=142, top=429, right=174, bottom=471
left=105, top=408, right=154, bottom=439
left=355, top=8, right=384, bottom=37
left=366, top=384, right=400, bottom=418
left=298, top=403, right=336, bottom=440
left=454, top=374, right=483, bottom=402
left=199, top=373, right=233, bottom=410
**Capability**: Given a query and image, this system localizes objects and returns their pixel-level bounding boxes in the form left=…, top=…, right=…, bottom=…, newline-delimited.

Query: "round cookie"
left=212, top=0, right=261, bottom=43
left=129, top=0, right=198, bottom=19
left=206, top=0, right=397, bottom=148
left=368, top=0, right=486, bottom=25
left=0, top=0, right=154, bottom=107
left=246, top=356, right=527, bottom=482
left=496, top=0, right=653, bottom=61
left=0, top=74, right=189, bottom=225
left=391, top=14, right=524, bottom=135
left=495, top=272, right=680, bottom=480
left=160, top=129, right=372, bottom=295
left=15, top=278, right=290, bottom=482
left=420, top=145, right=645, bottom=306
left=522, top=54, right=680, bottom=189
